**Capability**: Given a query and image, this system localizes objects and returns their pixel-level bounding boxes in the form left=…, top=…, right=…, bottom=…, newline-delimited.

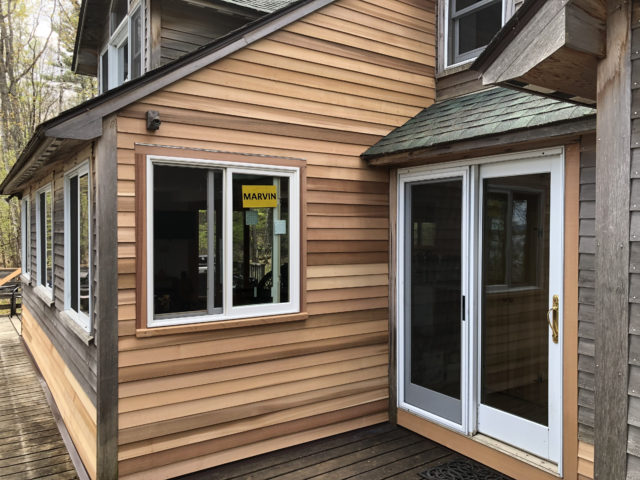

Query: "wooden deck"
left=0, top=315, right=78, bottom=480
left=176, top=422, right=462, bottom=480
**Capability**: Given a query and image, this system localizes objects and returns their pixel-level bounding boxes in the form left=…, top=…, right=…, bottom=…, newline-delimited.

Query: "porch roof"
left=362, top=87, right=595, bottom=162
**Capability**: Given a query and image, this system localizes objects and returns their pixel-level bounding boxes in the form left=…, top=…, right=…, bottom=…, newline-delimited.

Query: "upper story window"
left=100, top=0, right=143, bottom=93
left=147, top=156, right=300, bottom=328
left=445, top=0, right=510, bottom=68
left=21, top=196, right=31, bottom=279
left=64, top=163, right=92, bottom=332
left=36, top=184, right=53, bottom=300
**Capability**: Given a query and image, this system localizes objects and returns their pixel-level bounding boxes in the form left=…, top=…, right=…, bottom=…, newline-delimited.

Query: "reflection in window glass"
left=39, top=190, right=52, bottom=289
left=481, top=173, right=550, bottom=426
left=68, top=171, right=91, bottom=317
left=100, top=51, right=109, bottom=93
left=232, top=174, right=289, bottom=307
left=455, top=0, right=483, bottom=11
left=483, top=176, right=547, bottom=290
left=485, top=192, right=507, bottom=285
left=110, top=0, right=127, bottom=34
left=154, top=166, right=223, bottom=317
left=79, top=174, right=90, bottom=315
left=130, top=7, right=142, bottom=79
left=118, top=40, right=129, bottom=84
left=21, top=198, right=31, bottom=275
left=457, top=2, right=502, bottom=56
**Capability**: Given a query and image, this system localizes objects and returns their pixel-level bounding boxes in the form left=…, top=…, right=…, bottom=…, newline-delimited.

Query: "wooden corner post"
left=95, top=115, right=119, bottom=479
left=594, top=1, right=631, bottom=478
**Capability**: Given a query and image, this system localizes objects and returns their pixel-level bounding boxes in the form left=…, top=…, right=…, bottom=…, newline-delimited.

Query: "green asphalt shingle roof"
left=363, top=87, right=595, bottom=159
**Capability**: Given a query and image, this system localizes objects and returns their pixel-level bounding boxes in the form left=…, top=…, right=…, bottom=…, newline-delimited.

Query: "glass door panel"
left=476, top=158, right=563, bottom=467
left=404, top=176, right=465, bottom=426
left=481, top=174, right=550, bottom=425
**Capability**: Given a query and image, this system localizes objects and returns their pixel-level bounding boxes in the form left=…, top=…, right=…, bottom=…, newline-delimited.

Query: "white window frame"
left=64, top=162, right=92, bottom=332
left=146, top=155, right=301, bottom=328
left=396, top=147, right=565, bottom=473
left=21, top=195, right=31, bottom=280
left=98, top=46, right=109, bottom=94
left=441, top=0, right=512, bottom=71
left=99, top=0, right=144, bottom=92
left=35, top=183, right=54, bottom=301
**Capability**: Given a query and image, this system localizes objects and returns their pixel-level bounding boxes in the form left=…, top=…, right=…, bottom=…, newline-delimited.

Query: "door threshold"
left=472, top=434, right=560, bottom=477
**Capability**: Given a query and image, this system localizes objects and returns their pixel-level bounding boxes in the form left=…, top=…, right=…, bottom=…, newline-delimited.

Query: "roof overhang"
left=474, top=0, right=605, bottom=105
left=72, top=0, right=110, bottom=76
left=5, top=0, right=331, bottom=196
left=72, top=0, right=267, bottom=76
left=366, top=115, right=596, bottom=168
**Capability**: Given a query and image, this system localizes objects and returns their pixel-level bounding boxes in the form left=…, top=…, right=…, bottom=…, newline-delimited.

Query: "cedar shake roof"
left=362, top=87, right=595, bottom=160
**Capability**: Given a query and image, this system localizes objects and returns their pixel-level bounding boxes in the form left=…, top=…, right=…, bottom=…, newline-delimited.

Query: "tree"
left=0, top=0, right=95, bottom=267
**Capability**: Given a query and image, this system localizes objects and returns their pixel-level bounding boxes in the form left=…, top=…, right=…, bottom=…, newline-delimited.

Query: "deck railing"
left=0, top=268, right=21, bottom=316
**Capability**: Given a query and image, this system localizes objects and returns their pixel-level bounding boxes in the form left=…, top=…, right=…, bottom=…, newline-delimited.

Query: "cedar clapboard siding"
left=21, top=307, right=98, bottom=479
left=116, top=0, right=435, bottom=477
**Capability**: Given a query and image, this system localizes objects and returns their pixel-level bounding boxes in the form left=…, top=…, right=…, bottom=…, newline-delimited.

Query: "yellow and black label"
left=242, top=185, right=277, bottom=208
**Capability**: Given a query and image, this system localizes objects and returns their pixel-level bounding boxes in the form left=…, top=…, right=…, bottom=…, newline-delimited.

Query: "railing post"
left=10, top=287, right=17, bottom=317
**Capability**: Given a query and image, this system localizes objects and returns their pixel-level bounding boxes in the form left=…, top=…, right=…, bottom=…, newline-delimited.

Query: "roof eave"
left=2, top=0, right=332, bottom=194
left=364, top=115, right=597, bottom=167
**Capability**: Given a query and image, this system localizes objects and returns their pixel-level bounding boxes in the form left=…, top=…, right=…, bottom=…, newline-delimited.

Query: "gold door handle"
left=547, top=294, right=559, bottom=344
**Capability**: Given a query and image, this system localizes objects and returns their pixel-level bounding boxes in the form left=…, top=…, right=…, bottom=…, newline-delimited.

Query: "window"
left=147, top=157, right=300, bottom=327
left=21, top=196, right=31, bottom=279
left=36, top=185, right=53, bottom=298
left=99, top=0, right=143, bottom=93
left=64, top=164, right=91, bottom=331
left=445, top=0, right=507, bottom=67
left=483, top=179, right=547, bottom=291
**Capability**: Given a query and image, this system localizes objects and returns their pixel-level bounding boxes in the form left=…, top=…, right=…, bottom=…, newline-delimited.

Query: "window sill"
left=20, top=273, right=31, bottom=285
left=136, top=312, right=309, bottom=338
left=436, top=61, right=473, bottom=79
left=60, top=310, right=94, bottom=346
left=33, top=285, right=54, bottom=307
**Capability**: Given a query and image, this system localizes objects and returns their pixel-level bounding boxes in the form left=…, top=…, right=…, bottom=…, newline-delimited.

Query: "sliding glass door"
left=399, top=152, right=563, bottom=469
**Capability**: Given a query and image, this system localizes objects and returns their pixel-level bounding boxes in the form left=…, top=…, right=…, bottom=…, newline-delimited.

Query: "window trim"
left=146, top=155, right=301, bottom=328
left=100, top=0, right=144, bottom=92
left=483, top=184, right=545, bottom=293
left=440, top=0, right=511, bottom=72
left=64, top=162, right=92, bottom=332
left=21, top=195, right=31, bottom=281
left=35, top=183, right=53, bottom=302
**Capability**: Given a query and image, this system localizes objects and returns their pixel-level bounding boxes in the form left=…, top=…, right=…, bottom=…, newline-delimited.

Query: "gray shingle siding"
left=579, top=135, right=596, bottom=445
left=629, top=10, right=640, bottom=475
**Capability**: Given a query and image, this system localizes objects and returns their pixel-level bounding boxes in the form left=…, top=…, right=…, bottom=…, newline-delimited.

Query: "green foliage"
left=0, top=0, right=96, bottom=267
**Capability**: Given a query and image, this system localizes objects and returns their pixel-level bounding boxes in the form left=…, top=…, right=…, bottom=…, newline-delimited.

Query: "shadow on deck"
left=176, top=422, right=463, bottom=480
left=0, top=315, right=79, bottom=480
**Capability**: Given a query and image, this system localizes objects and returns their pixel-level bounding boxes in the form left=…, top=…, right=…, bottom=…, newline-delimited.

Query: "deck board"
left=177, top=423, right=461, bottom=480
left=0, top=316, right=78, bottom=480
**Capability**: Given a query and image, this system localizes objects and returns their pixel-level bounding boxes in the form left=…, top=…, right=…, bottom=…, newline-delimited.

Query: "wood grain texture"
left=95, top=116, right=119, bottom=480
left=594, top=1, right=631, bottom=478
left=578, top=135, right=596, bottom=445
left=22, top=307, right=97, bottom=479
left=115, top=0, right=435, bottom=477
left=563, top=142, right=580, bottom=480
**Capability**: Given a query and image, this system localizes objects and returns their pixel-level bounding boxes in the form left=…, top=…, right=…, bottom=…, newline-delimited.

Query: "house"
left=1, top=0, right=626, bottom=478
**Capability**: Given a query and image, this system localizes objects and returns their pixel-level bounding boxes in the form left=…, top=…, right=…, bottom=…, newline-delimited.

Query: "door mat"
left=419, top=459, right=514, bottom=480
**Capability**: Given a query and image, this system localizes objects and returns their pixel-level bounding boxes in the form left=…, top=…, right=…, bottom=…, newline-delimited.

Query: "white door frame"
left=397, top=166, right=470, bottom=433
left=396, top=147, right=564, bottom=473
